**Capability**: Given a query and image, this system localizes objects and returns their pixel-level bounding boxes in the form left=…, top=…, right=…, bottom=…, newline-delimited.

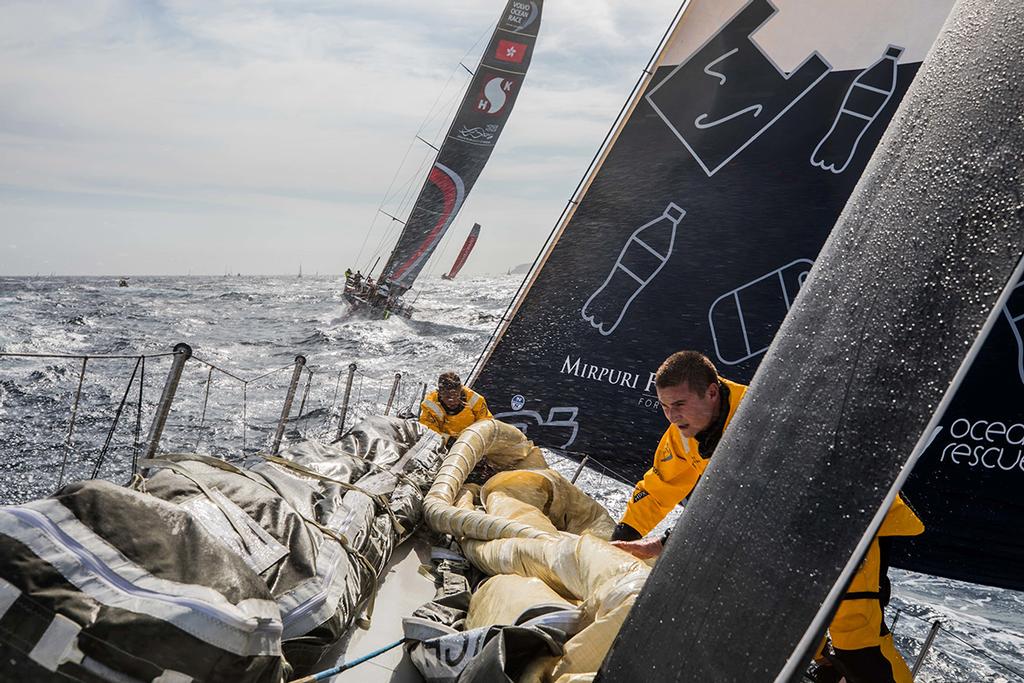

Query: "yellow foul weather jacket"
left=419, top=388, right=492, bottom=437
left=621, top=378, right=747, bottom=536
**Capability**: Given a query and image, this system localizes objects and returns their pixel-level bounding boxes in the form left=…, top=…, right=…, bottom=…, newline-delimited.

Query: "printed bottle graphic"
left=581, top=203, right=684, bottom=336
left=1003, top=278, right=1024, bottom=386
left=811, top=45, right=904, bottom=174
left=709, top=259, right=813, bottom=365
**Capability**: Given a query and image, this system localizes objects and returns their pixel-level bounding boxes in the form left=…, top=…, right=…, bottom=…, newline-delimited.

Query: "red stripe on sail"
left=392, top=165, right=460, bottom=281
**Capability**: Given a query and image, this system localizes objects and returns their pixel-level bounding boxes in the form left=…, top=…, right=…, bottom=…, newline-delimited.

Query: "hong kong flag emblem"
left=495, top=39, right=527, bottom=64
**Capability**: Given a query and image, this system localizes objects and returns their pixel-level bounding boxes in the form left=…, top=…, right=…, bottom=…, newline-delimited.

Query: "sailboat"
left=440, top=223, right=481, bottom=281
left=343, top=0, right=543, bottom=319
left=3, top=2, right=1022, bottom=682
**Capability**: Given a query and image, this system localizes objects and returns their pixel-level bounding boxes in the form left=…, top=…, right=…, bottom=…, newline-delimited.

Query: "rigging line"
left=379, top=210, right=406, bottom=225
left=196, top=366, right=214, bottom=452
left=355, top=25, right=480, bottom=270
left=895, top=609, right=1024, bottom=676
left=91, top=355, right=143, bottom=480
left=368, top=153, right=436, bottom=266
left=132, top=355, right=145, bottom=475
left=416, top=136, right=440, bottom=152
left=298, top=369, right=313, bottom=419
left=468, top=4, right=688, bottom=384
left=58, top=357, right=88, bottom=489
left=938, top=627, right=1024, bottom=679
left=371, top=51, right=476, bottom=273
left=326, top=368, right=344, bottom=436
left=0, top=351, right=177, bottom=360
left=189, top=356, right=248, bottom=383
left=241, top=383, right=248, bottom=453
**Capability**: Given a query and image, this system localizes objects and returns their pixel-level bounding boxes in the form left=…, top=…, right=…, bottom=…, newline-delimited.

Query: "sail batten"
left=380, top=1, right=544, bottom=293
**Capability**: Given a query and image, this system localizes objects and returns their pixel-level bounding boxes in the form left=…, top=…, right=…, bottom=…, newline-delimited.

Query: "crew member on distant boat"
left=609, top=350, right=923, bottom=683
left=419, top=372, right=492, bottom=443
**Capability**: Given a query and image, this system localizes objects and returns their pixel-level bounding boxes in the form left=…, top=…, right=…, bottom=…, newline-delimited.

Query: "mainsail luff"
left=380, top=1, right=543, bottom=293
left=443, top=222, right=481, bottom=280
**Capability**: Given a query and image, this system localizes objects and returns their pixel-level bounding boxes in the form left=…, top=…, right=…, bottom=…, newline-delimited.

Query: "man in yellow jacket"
left=419, top=372, right=492, bottom=441
left=610, top=350, right=923, bottom=683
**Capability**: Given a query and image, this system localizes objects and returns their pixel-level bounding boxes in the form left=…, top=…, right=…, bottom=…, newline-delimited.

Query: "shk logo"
left=476, top=77, right=516, bottom=114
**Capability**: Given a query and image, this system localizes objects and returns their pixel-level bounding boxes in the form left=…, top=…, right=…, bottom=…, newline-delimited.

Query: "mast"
left=379, top=0, right=544, bottom=295
left=442, top=223, right=481, bottom=280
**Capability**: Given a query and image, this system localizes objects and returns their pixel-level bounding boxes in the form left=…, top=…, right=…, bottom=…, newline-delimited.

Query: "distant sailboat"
left=297, top=264, right=303, bottom=279
left=344, top=0, right=543, bottom=319
left=441, top=223, right=481, bottom=280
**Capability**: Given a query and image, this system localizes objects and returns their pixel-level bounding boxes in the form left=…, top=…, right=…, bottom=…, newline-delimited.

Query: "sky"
left=0, top=0, right=681, bottom=277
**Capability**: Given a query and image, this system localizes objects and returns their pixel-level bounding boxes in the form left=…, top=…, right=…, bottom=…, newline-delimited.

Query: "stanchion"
left=384, top=372, right=401, bottom=416
left=271, top=355, right=307, bottom=454
left=142, top=343, right=192, bottom=461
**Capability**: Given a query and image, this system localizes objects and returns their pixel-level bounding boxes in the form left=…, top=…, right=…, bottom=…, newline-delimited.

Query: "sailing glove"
left=610, top=522, right=642, bottom=542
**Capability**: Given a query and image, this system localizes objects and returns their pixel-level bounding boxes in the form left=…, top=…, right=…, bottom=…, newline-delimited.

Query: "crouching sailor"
left=609, top=350, right=747, bottom=553
left=419, top=372, right=492, bottom=444
left=610, top=350, right=924, bottom=683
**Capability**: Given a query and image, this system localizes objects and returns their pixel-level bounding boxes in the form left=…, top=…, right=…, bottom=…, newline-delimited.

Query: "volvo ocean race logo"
left=511, top=394, right=526, bottom=411
left=504, top=1, right=539, bottom=33
left=456, top=123, right=500, bottom=145
left=476, top=77, right=516, bottom=115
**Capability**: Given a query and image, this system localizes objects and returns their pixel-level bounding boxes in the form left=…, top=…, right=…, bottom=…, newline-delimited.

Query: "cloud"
left=0, top=0, right=681, bottom=275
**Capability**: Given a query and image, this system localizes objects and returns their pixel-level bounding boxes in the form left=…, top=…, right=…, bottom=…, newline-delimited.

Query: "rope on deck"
left=288, top=638, right=407, bottom=683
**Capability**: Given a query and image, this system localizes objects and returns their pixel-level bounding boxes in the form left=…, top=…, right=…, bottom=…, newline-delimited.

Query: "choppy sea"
left=0, top=274, right=1020, bottom=682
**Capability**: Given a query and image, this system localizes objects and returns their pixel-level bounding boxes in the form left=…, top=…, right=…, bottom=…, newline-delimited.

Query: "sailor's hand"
left=610, top=536, right=664, bottom=560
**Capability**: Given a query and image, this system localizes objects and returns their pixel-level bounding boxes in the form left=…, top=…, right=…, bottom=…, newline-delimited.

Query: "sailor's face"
left=439, top=387, right=463, bottom=410
left=656, top=381, right=719, bottom=439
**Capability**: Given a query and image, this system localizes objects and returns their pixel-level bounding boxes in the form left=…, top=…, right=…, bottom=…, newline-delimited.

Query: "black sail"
left=381, top=1, right=542, bottom=292
left=469, top=0, right=1024, bottom=591
left=600, top=0, right=1024, bottom=676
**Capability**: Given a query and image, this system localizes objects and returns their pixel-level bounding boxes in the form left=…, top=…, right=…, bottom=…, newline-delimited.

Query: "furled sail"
left=442, top=223, right=481, bottom=280
left=381, top=2, right=542, bottom=293
left=470, top=0, right=1024, bottom=591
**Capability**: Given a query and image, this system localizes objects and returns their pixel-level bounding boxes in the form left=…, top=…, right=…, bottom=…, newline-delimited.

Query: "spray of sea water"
left=0, top=274, right=1020, bottom=681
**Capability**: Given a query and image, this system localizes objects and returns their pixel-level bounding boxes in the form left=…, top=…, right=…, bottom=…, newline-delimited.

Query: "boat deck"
left=319, top=535, right=436, bottom=681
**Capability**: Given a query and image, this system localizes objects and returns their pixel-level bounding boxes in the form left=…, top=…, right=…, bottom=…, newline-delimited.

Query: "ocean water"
left=0, top=274, right=1020, bottom=681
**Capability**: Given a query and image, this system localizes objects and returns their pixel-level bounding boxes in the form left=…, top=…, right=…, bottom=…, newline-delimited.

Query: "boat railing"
left=887, top=607, right=1024, bottom=682
left=0, top=343, right=432, bottom=505
left=2, top=347, right=1020, bottom=679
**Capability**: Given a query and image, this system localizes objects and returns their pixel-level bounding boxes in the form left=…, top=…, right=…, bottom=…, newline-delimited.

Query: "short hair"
left=655, top=351, right=719, bottom=395
left=438, top=372, right=462, bottom=391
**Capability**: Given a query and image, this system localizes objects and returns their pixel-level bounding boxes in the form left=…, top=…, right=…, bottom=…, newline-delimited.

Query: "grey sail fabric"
left=142, top=416, right=443, bottom=674
left=0, top=479, right=289, bottom=683
left=0, top=416, right=442, bottom=680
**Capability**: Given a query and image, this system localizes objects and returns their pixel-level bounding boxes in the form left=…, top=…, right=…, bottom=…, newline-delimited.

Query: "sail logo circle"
left=477, top=77, right=516, bottom=115
left=511, top=394, right=525, bottom=411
